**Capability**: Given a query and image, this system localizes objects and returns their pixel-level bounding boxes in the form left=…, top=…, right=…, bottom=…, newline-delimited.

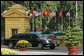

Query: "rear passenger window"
left=25, top=34, right=35, bottom=40
left=18, top=34, right=25, bottom=39
left=25, top=34, right=30, bottom=40
left=10, top=35, right=19, bottom=40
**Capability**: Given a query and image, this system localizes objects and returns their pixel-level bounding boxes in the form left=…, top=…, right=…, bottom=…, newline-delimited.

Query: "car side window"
left=33, top=34, right=40, bottom=40
left=11, top=35, right=17, bottom=39
left=25, top=34, right=32, bottom=40
left=29, top=34, right=33, bottom=39
left=18, top=34, right=25, bottom=39
left=25, top=34, right=38, bottom=40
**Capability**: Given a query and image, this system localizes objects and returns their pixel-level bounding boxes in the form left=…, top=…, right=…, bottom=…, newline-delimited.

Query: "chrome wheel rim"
left=9, top=43, right=12, bottom=48
left=38, top=43, right=42, bottom=49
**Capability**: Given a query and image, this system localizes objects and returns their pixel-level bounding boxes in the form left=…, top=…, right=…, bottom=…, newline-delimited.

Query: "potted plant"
left=16, top=40, right=29, bottom=51
left=62, top=26, right=83, bottom=55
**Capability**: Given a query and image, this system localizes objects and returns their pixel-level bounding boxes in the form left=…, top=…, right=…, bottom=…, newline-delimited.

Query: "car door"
left=29, top=34, right=34, bottom=43
left=30, top=34, right=39, bottom=47
left=9, top=35, right=19, bottom=43
left=25, top=34, right=32, bottom=43
left=32, top=34, right=39, bottom=44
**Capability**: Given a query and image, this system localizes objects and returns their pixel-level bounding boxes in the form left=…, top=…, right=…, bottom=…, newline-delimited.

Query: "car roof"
left=13, top=33, right=41, bottom=36
left=28, top=32, right=42, bottom=34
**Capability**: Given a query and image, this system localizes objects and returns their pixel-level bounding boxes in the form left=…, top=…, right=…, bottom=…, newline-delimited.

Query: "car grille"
left=49, top=40, right=57, bottom=44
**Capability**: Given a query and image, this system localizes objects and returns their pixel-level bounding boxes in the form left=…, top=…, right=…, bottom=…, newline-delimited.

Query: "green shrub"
left=27, top=43, right=32, bottom=47
left=15, top=40, right=29, bottom=48
left=62, top=26, right=83, bottom=47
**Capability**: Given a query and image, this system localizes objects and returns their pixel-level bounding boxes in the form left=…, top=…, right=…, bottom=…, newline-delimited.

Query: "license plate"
left=55, top=44, right=57, bottom=46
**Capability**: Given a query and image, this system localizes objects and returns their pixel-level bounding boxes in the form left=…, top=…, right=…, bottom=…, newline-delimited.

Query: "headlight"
left=56, top=41, right=59, bottom=44
left=46, top=40, right=49, bottom=43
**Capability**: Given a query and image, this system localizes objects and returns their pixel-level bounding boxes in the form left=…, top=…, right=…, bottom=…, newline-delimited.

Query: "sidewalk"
left=1, top=45, right=83, bottom=55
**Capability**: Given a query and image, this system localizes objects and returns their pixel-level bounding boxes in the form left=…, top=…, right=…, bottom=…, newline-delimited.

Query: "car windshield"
left=42, top=34, right=53, bottom=39
left=37, top=34, right=44, bottom=37
left=37, top=34, right=47, bottom=39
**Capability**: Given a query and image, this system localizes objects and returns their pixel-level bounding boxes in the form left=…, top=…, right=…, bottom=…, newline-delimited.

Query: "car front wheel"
left=37, top=43, right=44, bottom=49
left=50, top=46, right=55, bottom=49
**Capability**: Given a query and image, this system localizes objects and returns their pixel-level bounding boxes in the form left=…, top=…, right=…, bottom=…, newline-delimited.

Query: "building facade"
left=2, top=4, right=30, bottom=39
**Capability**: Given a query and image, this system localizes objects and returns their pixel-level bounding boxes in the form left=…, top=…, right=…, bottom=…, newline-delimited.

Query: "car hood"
left=47, top=39, right=57, bottom=42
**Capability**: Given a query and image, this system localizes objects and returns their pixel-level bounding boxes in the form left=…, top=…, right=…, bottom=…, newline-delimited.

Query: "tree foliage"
left=62, top=26, right=83, bottom=46
left=1, top=1, right=83, bottom=33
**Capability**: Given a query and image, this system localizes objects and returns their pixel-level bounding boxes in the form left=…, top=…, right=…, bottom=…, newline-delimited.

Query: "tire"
left=57, top=44, right=60, bottom=46
left=50, top=46, right=55, bottom=49
left=8, top=42, right=14, bottom=49
left=37, top=43, right=44, bottom=49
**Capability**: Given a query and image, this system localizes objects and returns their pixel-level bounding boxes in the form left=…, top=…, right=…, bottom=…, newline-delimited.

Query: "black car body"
left=4, top=33, right=59, bottom=49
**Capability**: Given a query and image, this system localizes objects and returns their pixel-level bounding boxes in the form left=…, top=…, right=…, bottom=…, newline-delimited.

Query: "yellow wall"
left=2, top=4, right=30, bottom=39
left=24, top=18, right=30, bottom=32
left=5, top=18, right=25, bottom=39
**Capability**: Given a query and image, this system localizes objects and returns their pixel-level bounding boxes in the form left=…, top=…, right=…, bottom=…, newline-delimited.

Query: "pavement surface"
left=1, top=45, right=83, bottom=55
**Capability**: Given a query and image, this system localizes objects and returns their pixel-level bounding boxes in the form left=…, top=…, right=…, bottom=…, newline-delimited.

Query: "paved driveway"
left=18, top=47, right=83, bottom=55
left=1, top=45, right=83, bottom=55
